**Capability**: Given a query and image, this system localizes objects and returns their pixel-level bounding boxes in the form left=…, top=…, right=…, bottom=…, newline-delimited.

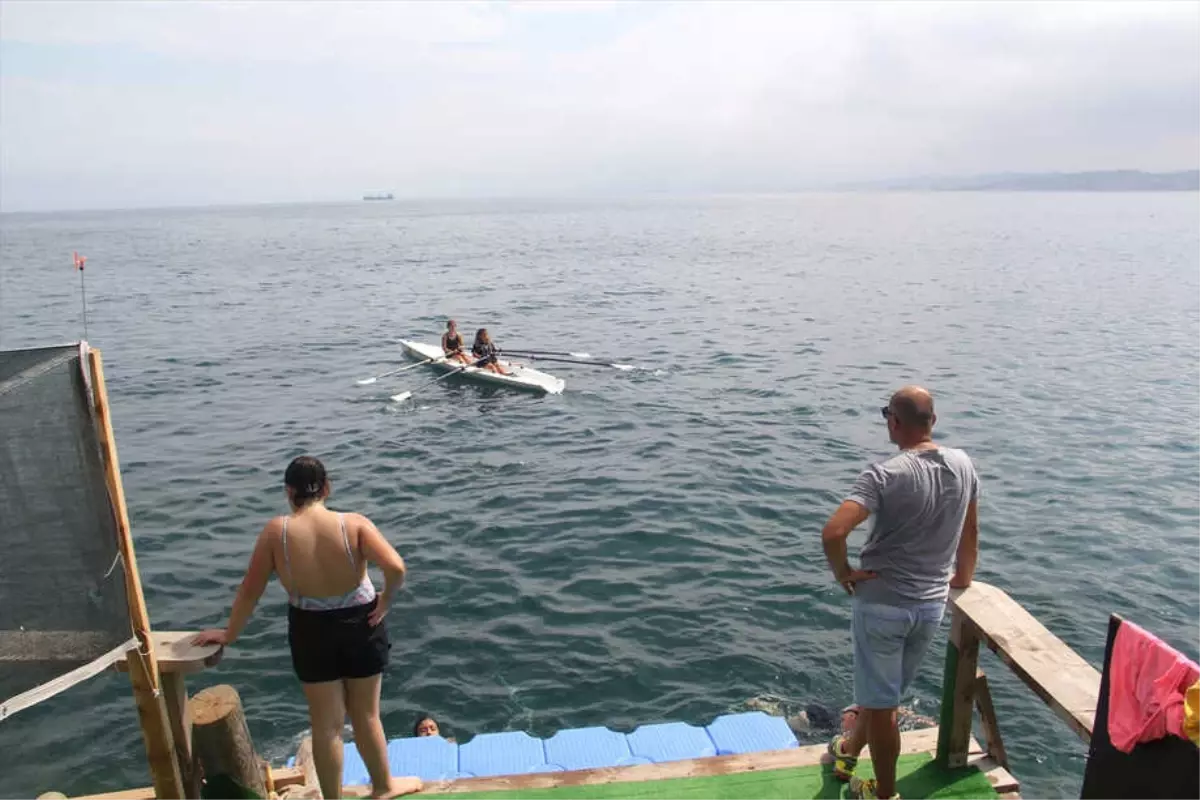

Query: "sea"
left=0, top=193, right=1197, bottom=798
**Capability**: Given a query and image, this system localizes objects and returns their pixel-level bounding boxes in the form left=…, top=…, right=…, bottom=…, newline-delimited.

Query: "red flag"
left=73, top=251, right=87, bottom=271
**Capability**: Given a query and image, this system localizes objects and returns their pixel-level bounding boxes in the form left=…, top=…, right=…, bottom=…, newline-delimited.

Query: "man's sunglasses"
left=880, top=406, right=932, bottom=422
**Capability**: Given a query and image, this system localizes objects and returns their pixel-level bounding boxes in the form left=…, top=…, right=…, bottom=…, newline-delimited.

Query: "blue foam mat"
left=332, top=712, right=799, bottom=784
left=544, top=726, right=650, bottom=771
left=341, top=741, right=370, bottom=786
left=458, top=730, right=548, bottom=777
left=704, top=711, right=799, bottom=755
left=627, top=721, right=717, bottom=763
left=387, top=735, right=463, bottom=781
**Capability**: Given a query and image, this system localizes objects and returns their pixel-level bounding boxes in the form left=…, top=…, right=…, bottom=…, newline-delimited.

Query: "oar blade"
left=612, top=363, right=634, bottom=371
left=356, top=377, right=378, bottom=385
left=569, top=352, right=593, bottom=359
left=390, top=391, right=413, bottom=403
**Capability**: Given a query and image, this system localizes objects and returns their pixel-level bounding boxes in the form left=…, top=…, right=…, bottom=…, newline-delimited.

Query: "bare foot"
left=371, top=777, right=423, bottom=798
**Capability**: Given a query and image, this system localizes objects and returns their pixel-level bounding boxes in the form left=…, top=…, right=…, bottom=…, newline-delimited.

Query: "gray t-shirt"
left=846, top=446, right=979, bottom=605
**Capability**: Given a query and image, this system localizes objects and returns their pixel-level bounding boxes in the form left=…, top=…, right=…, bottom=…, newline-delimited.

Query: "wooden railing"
left=936, top=581, right=1102, bottom=768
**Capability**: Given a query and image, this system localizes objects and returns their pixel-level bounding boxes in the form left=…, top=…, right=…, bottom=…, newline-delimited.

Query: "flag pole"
left=74, top=251, right=89, bottom=341
left=80, top=267, right=89, bottom=341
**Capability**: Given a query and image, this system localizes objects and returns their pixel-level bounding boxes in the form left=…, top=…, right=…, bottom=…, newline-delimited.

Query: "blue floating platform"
left=386, top=735, right=463, bottom=781
left=705, top=711, right=799, bottom=755
left=334, top=710, right=800, bottom=785
left=544, top=726, right=651, bottom=771
left=341, top=741, right=371, bottom=787
left=458, top=730, right=548, bottom=778
left=627, top=721, right=717, bottom=763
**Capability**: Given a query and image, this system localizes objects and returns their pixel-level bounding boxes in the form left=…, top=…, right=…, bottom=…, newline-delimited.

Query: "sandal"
left=849, top=776, right=900, bottom=799
left=827, top=733, right=858, bottom=781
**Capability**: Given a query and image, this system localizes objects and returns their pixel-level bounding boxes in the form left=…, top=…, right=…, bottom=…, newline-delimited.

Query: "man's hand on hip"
left=837, top=567, right=877, bottom=595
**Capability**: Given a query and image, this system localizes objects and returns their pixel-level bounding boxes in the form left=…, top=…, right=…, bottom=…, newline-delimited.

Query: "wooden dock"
left=65, top=580, right=1105, bottom=799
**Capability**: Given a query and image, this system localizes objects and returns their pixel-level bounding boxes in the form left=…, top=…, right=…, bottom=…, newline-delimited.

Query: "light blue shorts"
left=852, top=597, right=946, bottom=709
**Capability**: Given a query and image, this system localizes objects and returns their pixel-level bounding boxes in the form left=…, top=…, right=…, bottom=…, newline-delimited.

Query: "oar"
left=356, top=356, right=441, bottom=385
left=391, top=357, right=486, bottom=403
left=503, top=352, right=637, bottom=371
left=507, top=348, right=593, bottom=359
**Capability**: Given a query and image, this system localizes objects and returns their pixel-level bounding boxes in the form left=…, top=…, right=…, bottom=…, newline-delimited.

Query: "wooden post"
left=89, top=349, right=185, bottom=800
left=936, top=609, right=981, bottom=767
left=163, top=673, right=202, bottom=798
left=190, top=685, right=268, bottom=799
left=974, top=668, right=1010, bottom=769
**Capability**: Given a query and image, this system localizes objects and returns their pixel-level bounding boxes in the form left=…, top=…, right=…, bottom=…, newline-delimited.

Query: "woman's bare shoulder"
left=342, top=511, right=378, bottom=533
left=259, top=516, right=286, bottom=540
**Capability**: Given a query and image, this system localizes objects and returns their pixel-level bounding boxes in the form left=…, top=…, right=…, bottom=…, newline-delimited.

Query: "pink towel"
left=1108, top=619, right=1200, bottom=753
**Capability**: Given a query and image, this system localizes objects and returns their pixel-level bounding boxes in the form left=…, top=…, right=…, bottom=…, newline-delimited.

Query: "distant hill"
left=841, top=170, right=1199, bottom=192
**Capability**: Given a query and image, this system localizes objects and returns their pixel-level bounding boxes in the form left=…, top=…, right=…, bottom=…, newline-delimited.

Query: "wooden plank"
left=271, top=767, right=307, bottom=790
left=114, top=632, right=224, bottom=675
left=965, top=735, right=1020, bottom=795
left=971, top=755, right=1020, bottom=795
left=74, top=788, right=157, bottom=800
left=90, top=349, right=185, bottom=800
left=974, top=668, right=1010, bottom=769
left=72, top=770, right=308, bottom=800
left=950, top=581, right=1100, bottom=743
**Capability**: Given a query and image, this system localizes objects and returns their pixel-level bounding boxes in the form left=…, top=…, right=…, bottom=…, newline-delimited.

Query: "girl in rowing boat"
left=471, top=327, right=511, bottom=375
left=192, top=457, right=421, bottom=800
left=441, top=320, right=472, bottom=365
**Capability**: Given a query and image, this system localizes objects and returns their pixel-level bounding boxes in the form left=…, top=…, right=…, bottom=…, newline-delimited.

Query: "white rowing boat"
left=398, top=340, right=566, bottom=395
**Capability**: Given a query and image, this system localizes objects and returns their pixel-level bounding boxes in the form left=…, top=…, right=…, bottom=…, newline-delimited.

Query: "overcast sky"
left=1, top=0, right=1196, bottom=211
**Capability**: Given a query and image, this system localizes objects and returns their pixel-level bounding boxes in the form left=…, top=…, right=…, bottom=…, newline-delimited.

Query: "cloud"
left=1, top=0, right=1196, bottom=210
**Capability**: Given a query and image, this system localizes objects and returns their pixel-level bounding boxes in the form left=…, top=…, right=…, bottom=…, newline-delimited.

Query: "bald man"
left=820, top=386, right=980, bottom=800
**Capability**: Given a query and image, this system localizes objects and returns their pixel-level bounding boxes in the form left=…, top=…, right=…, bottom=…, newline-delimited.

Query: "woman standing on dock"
left=194, top=456, right=420, bottom=799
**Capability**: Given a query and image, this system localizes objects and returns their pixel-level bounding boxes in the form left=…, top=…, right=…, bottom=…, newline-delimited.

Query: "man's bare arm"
left=950, top=499, right=978, bottom=589
left=821, top=500, right=876, bottom=593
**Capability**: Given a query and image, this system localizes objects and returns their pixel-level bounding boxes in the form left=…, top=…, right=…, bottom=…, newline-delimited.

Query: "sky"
left=0, top=0, right=1197, bottom=212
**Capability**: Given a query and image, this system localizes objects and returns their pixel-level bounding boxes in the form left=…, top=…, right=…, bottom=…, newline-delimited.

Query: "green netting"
left=450, top=753, right=998, bottom=800
left=0, top=344, right=134, bottom=721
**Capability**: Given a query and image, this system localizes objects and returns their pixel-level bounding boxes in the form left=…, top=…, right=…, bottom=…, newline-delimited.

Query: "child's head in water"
left=413, top=714, right=440, bottom=737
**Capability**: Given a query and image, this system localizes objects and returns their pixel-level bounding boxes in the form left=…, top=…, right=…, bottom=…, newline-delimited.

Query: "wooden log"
left=974, top=668, right=1010, bottom=769
left=90, top=349, right=185, bottom=800
left=190, top=685, right=267, bottom=799
left=936, top=609, right=981, bottom=768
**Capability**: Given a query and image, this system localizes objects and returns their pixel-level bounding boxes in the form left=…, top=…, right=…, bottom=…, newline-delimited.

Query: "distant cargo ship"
left=363, top=192, right=394, bottom=201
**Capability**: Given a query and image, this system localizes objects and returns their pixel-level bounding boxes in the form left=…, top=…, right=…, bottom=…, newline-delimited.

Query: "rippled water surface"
left=1, top=195, right=1197, bottom=798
